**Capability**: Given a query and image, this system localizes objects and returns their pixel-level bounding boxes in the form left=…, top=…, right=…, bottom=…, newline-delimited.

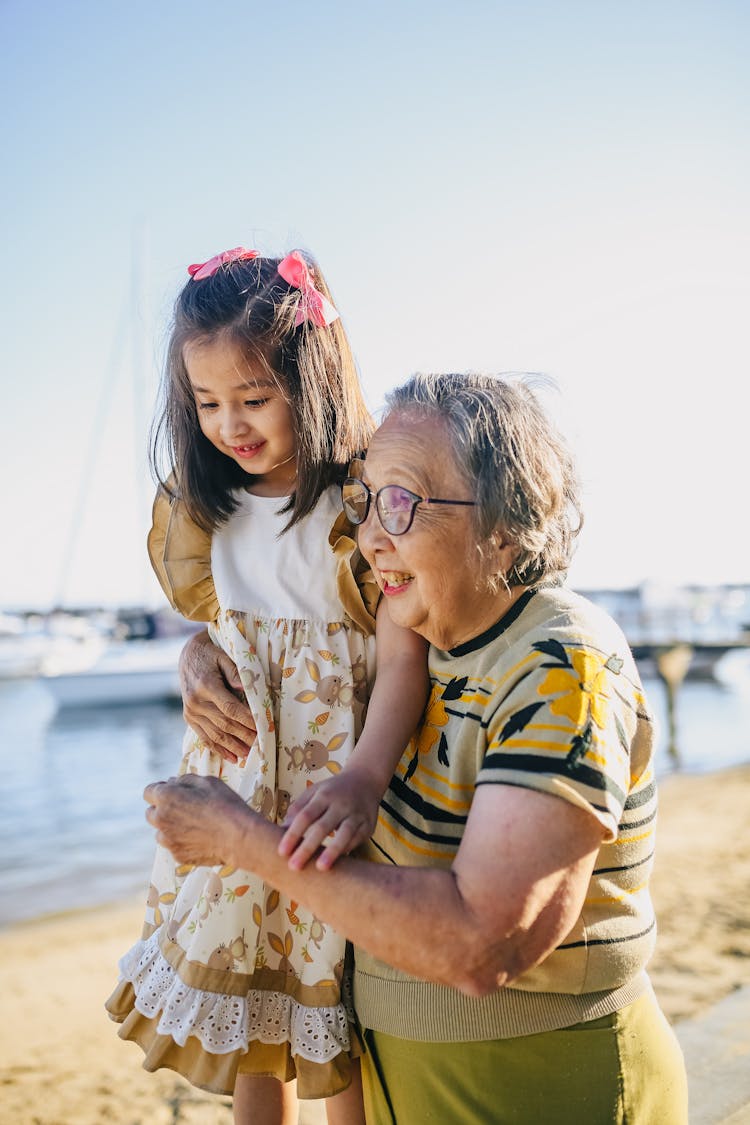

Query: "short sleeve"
left=146, top=477, right=219, bottom=623
left=476, top=640, right=650, bottom=842
left=328, top=508, right=380, bottom=637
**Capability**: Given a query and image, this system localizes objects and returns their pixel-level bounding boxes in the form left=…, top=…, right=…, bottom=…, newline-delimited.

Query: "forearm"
left=222, top=804, right=506, bottom=995
left=348, top=611, right=430, bottom=790
left=346, top=667, right=427, bottom=789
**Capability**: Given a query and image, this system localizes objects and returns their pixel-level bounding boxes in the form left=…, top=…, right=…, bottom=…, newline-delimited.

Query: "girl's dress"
left=106, top=486, right=376, bottom=1099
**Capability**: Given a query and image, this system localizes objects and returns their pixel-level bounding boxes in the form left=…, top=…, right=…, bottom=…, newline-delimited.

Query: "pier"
left=580, top=585, right=750, bottom=766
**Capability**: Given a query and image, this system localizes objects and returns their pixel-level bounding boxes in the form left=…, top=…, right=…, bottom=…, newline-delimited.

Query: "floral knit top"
left=355, top=585, right=658, bottom=1042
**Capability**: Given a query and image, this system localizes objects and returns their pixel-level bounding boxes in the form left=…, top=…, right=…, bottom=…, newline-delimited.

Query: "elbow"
left=424, top=875, right=571, bottom=997
left=445, top=884, right=580, bottom=997
left=453, top=971, right=501, bottom=999
left=436, top=930, right=535, bottom=999
left=460, top=951, right=531, bottom=999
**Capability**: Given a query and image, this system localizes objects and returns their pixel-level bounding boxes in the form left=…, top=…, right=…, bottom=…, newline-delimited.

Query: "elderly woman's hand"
left=180, top=630, right=256, bottom=763
left=144, top=775, right=250, bottom=865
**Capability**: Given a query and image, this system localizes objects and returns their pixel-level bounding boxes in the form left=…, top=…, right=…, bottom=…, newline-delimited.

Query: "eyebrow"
left=191, top=381, right=276, bottom=394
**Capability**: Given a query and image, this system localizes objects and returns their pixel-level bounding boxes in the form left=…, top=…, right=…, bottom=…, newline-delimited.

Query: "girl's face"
left=184, top=336, right=297, bottom=496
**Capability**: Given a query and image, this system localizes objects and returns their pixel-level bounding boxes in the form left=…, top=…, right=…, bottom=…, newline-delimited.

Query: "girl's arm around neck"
left=278, top=601, right=429, bottom=869
left=348, top=600, right=429, bottom=790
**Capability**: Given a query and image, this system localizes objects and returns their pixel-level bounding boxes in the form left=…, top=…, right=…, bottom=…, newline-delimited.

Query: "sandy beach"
left=2, top=764, right=749, bottom=1125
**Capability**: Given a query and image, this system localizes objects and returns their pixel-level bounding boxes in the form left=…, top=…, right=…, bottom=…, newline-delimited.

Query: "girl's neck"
left=244, top=479, right=295, bottom=498
left=243, top=452, right=298, bottom=498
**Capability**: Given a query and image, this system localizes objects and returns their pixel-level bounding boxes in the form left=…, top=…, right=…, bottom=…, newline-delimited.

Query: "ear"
left=484, top=530, right=521, bottom=582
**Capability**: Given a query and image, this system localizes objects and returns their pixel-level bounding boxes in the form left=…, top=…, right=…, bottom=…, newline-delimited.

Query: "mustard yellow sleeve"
left=328, top=508, right=380, bottom=637
left=146, top=477, right=219, bottom=623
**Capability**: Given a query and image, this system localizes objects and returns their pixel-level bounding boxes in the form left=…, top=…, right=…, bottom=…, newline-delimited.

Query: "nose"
left=219, top=405, right=250, bottom=444
left=357, top=503, right=393, bottom=563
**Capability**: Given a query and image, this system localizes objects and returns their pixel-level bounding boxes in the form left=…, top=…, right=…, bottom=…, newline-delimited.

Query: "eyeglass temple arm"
left=423, top=498, right=476, bottom=507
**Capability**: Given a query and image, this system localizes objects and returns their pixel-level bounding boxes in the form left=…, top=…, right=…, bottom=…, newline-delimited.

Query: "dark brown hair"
left=151, top=252, right=374, bottom=532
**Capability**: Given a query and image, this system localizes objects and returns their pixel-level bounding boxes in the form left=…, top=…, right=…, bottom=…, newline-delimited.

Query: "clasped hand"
left=278, top=766, right=381, bottom=870
left=179, top=629, right=257, bottom=763
left=144, top=774, right=248, bottom=865
left=145, top=768, right=380, bottom=873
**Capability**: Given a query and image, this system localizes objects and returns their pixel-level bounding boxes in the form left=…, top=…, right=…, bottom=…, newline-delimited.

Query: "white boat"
left=40, top=635, right=185, bottom=709
left=0, top=632, right=48, bottom=678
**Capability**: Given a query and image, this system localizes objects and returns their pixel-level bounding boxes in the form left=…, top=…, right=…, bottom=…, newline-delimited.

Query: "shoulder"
left=441, top=586, right=637, bottom=683
left=524, top=585, right=628, bottom=640
left=147, top=479, right=219, bottom=623
left=487, top=585, right=646, bottom=718
left=498, top=585, right=638, bottom=678
left=473, top=585, right=652, bottom=833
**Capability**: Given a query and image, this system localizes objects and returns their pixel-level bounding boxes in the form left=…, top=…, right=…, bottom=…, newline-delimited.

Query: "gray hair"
left=383, top=373, right=583, bottom=588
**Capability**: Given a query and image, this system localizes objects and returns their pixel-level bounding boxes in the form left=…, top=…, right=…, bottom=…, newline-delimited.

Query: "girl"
left=106, top=246, right=428, bottom=1125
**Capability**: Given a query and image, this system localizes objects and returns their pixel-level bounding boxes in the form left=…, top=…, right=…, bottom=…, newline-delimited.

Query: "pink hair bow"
left=187, top=247, right=259, bottom=280
left=277, top=251, right=339, bottom=328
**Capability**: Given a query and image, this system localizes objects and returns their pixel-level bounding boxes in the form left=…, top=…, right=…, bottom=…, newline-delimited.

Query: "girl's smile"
left=183, top=337, right=297, bottom=496
left=231, top=441, right=266, bottom=459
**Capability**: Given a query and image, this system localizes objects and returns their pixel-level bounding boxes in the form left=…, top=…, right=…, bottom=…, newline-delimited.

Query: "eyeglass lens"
left=376, top=486, right=415, bottom=533
left=341, top=479, right=370, bottom=524
left=342, top=479, right=417, bottom=535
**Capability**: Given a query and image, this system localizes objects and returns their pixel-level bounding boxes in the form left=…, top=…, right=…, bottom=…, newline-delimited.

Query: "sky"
left=1, top=0, right=748, bottom=609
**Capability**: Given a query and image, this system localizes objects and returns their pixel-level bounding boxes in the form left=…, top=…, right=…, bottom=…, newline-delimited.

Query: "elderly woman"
left=146, top=373, right=688, bottom=1124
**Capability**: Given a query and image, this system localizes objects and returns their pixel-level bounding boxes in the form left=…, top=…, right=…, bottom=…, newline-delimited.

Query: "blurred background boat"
left=0, top=606, right=196, bottom=709
left=40, top=635, right=185, bottom=708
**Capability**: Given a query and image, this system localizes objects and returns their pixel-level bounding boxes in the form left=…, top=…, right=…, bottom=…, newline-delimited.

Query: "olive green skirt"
left=360, top=989, right=688, bottom=1124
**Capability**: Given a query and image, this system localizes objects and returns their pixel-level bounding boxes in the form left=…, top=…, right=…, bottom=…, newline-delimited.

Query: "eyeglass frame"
left=341, top=476, right=476, bottom=536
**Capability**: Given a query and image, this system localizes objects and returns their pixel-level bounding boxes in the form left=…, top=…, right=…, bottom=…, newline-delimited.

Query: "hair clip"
left=187, top=247, right=259, bottom=281
left=277, top=251, right=339, bottom=328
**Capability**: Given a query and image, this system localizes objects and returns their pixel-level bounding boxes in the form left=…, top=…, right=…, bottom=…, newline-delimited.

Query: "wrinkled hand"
left=180, top=630, right=257, bottom=763
left=278, top=767, right=381, bottom=871
left=144, top=774, right=250, bottom=865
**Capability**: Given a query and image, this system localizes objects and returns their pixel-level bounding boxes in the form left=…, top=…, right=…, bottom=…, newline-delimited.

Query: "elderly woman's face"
left=357, top=411, right=518, bottom=649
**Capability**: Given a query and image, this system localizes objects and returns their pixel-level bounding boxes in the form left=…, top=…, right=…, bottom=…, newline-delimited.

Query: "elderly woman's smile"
left=357, top=412, right=523, bottom=650
left=380, top=570, right=413, bottom=593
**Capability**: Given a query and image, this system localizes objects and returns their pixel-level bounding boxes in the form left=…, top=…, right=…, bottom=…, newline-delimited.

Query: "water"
left=0, top=680, right=185, bottom=926
left=1, top=660, right=749, bottom=928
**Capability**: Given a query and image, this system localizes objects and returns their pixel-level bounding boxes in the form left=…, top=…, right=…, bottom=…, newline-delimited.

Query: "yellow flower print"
left=404, top=676, right=467, bottom=780
left=415, top=685, right=450, bottom=756
left=539, top=648, right=610, bottom=729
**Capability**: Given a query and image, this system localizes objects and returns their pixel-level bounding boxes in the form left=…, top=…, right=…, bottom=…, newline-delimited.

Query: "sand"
left=2, top=764, right=749, bottom=1125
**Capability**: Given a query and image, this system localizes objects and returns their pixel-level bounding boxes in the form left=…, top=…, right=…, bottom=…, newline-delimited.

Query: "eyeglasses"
left=342, top=477, right=476, bottom=536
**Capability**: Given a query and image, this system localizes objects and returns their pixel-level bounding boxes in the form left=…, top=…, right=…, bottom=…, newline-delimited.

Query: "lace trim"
left=119, top=934, right=351, bottom=1063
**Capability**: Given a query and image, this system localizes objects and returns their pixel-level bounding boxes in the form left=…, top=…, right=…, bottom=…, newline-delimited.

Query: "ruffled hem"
left=108, top=987, right=355, bottom=1097
left=105, top=933, right=358, bottom=1098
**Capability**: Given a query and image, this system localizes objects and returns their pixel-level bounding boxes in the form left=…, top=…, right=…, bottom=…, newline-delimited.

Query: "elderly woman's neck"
left=429, top=585, right=531, bottom=651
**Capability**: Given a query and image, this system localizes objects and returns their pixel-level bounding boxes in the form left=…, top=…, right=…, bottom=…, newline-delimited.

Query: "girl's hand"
left=180, top=630, right=257, bottom=763
left=278, top=768, right=382, bottom=871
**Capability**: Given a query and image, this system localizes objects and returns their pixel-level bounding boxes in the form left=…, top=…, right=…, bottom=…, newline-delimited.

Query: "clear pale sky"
left=1, top=0, right=748, bottom=609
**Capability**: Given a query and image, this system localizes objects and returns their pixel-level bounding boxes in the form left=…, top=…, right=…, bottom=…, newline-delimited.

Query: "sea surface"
left=1, top=654, right=750, bottom=928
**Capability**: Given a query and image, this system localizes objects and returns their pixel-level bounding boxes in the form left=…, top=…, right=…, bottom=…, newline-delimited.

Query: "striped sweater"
left=354, top=586, right=658, bottom=1041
